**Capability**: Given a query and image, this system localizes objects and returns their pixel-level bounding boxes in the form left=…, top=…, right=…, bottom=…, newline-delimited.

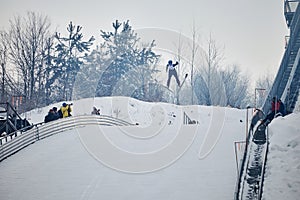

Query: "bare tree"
left=195, top=34, right=225, bottom=106
left=255, top=73, right=274, bottom=108
left=0, top=31, right=9, bottom=102
left=190, top=21, right=200, bottom=104
left=220, top=65, right=250, bottom=108
left=173, top=32, right=186, bottom=104
left=7, top=11, right=51, bottom=109
left=0, top=30, right=24, bottom=105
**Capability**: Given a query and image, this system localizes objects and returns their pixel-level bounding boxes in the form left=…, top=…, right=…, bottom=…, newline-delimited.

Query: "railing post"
left=35, top=125, right=40, bottom=141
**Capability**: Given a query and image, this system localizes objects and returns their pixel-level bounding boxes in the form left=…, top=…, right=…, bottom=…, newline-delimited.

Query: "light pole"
left=255, top=88, right=266, bottom=108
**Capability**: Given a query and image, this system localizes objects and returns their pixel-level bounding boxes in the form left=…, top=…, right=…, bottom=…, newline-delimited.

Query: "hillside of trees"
left=0, top=12, right=272, bottom=112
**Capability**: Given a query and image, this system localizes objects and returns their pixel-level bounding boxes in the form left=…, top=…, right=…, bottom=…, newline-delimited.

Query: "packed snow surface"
left=0, top=97, right=299, bottom=199
left=263, top=113, right=300, bottom=199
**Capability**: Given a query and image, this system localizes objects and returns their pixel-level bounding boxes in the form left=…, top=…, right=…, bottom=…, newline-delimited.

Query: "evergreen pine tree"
left=53, top=21, right=94, bottom=101
left=96, top=20, right=160, bottom=99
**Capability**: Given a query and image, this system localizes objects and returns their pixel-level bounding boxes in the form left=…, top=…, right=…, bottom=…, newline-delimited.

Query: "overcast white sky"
left=0, top=0, right=290, bottom=85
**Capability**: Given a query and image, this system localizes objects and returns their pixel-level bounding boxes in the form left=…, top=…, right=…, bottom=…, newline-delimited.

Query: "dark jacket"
left=278, top=100, right=286, bottom=116
left=166, top=61, right=178, bottom=72
left=271, top=100, right=280, bottom=112
left=44, top=112, right=57, bottom=123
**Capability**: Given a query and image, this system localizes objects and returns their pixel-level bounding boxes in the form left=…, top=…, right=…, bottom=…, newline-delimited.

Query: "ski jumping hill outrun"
left=0, top=96, right=247, bottom=200
left=1, top=97, right=299, bottom=199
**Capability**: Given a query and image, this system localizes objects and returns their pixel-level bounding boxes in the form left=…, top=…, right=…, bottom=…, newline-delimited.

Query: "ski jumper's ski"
left=178, top=73, right=188, bottom=91
left=167, top=73, right=188, bottom=93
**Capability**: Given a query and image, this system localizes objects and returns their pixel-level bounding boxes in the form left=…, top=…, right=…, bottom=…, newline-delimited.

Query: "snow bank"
left=0, top=97, right=247, bottom=200
left=263, top=113, right=300, bottom=199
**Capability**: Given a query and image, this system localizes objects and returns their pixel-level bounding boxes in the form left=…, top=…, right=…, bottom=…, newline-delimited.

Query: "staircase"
left=235, top=4, right=300, bottom=199
left=0, top=102, right=31, bottom=135
left=263, top=1, right=300, bottom=114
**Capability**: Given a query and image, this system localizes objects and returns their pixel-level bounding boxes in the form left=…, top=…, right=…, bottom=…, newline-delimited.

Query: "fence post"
left=35, top=125, right=40, bottom=141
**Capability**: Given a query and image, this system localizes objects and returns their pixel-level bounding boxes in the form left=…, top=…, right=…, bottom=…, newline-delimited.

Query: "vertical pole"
left=5, top=102, right=9, bottom=134
left=1, top=63, right=4, bottom=102
left=246, top=107, right=249, bottom=147
left=255, top=89, right=257, bottom=109
left=255, top=88, right=266, bottom=109
left=287, top=88, right=290, bottom=113
left=234, top=142, right=239, bottom=177
left=191, top=64, right=194, bottom=105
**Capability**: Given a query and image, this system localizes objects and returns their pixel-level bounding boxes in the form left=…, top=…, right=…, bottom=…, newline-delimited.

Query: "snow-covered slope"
left=0, top=97, right=259, bottom=199
left=263, top=113, right=300, bottom=199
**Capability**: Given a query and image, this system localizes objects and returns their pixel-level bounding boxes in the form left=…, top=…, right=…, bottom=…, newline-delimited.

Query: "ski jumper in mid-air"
left=166, top=60, right=180, bottom=88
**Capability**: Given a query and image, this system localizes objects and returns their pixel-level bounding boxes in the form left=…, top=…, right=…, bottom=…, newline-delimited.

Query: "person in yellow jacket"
left=59, top=103, right=73, bottom=118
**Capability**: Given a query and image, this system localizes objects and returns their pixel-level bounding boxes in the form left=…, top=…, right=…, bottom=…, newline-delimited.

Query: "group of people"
left=44, top=104, right=102, bottom=123
left=250, top=97, right=286, bottom=130
left=261, top=97, right=285, bottom=125
left=44, top=103, right=73, bottom=123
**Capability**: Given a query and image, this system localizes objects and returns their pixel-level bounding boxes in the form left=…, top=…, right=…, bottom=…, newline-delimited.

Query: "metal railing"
left=234, top=128, right=253, bottom=200
left=257, top=127, right=270, bottom=199
left=285, top=0, right=299, bottom=27
left=0, top=115, right=135, bottom=162
left=262, top=3, right=300, bottom=114
left=234, top=122, right=270, bottom=200
left=0, top=102, right=30, bottom=134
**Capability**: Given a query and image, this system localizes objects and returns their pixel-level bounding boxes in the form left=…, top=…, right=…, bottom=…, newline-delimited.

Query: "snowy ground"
left=0, top=97, right=299, bottom=199
left=0, top=97, right=247, bottom=200
left=263, top=113, right=300, bottom=199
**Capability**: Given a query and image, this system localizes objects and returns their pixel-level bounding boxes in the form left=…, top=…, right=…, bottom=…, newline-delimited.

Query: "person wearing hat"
left=166, top=60, right=180, bottom=88
left=261, top=97, right=280, bottom=125
left=278, top=99, right=286, bottom=116
left=60, top=102, right=73, bottom=118
left=52, top=107, right=60, bottom=120
left=44, top=109, right=56, bottom=123
left=91, top=106, right=100, bottom=115
left=250, top=108, right=264, bottom=131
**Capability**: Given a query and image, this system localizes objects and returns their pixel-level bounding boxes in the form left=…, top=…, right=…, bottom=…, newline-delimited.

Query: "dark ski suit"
left=166, top=61, right=180, bottom=88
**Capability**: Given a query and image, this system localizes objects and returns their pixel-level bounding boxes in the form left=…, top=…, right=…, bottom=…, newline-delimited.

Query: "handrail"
left=0, top=114, right=134, bottom=145
left=0, top=123, right=37, bottom=145
left=234, top=117, right=269, bottom=199
left=0, top=102, right=31, bottom=135
left=234, top=128, right=254, bottom=200
left=0, top=115, right=135, bottom=162
left=262, top=3, right=300, bottom=114
left=257, top=126, right=270, bottom=199
left=281, top=48, right=300, bottom=102
left=234, top=109, right=266, bottom=199
left=236, top=129, right=256, bottom=200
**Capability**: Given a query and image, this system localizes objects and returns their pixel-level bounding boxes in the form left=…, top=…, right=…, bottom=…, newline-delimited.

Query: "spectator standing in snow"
left=91, top=107, right=100, bottom=115
left=261, top=97, right=280, bottom=125
left=166, top=60, right=180, bottom=88
left=44, top=109, right=56, bottom=123
left=250, top=108, right=264, bottom=131
left=278, top=99, right=286, bottom=116
left=60, top=103, right=73, bottom=118
left=52, top=107, right=60, bottom=120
